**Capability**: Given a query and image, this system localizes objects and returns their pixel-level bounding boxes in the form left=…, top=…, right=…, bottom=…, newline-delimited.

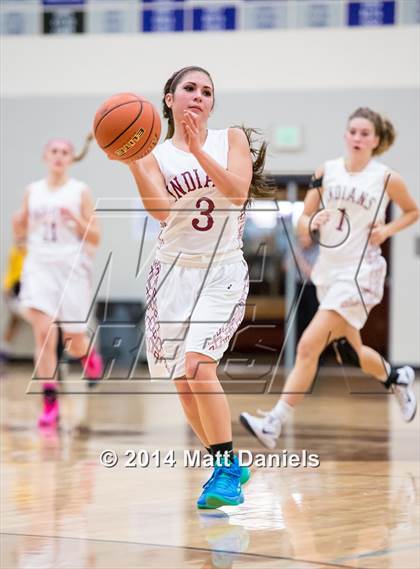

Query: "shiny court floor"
left=1, top=364, right=419, bottom=568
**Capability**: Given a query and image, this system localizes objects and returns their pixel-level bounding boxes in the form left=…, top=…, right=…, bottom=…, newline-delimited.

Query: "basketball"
left=93, top=92, right=161, bottom=161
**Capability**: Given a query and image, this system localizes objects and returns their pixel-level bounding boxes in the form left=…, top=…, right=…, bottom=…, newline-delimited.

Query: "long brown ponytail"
left=236, top=126, right=270, bottom=202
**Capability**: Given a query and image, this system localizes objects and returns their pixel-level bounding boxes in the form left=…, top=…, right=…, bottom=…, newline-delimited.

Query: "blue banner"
left=193, top=6, right=236, bottom=31
left=347, top=1, right=395, bottom=26
left=142, top=9, right=184, bottom=32
left=43, top=0, right=85, bottom=5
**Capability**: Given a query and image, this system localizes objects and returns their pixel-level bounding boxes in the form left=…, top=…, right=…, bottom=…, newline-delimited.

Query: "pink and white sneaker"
left=81, top=348, right=104, bottom=385
left=38, top=384, right=59, bottom=427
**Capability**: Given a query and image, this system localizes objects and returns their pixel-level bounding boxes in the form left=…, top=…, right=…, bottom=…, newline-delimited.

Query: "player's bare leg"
left=184, top=352, right=232, bottom=445
left=3, top=313, right=21, bottom=345
left=184, top=352, right=247, bottom=508
left=62, top=331, right=103, bottom=383
left=26, top=308, right=59, bottom=426
left=241, top=310, right=416, bottom=448
left=62, top=332, right=90, bottom=359
left=343, top=326, right=416, bottom=421
left=26, top=309, right=58, bottom=380
left=174, top=376, right=210, bottom=448
left=343, top=326, right=388, bottom=379
left=281, top=310, right=346, bottom=407
left=240, top=309, right=347, bottom=448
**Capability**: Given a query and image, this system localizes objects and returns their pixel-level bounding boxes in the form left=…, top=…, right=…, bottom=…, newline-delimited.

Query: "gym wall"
left=1, top=26, right=419, bottom=364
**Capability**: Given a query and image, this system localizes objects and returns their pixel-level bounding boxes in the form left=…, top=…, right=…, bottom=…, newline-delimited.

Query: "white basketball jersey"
left=151, top=129, right=245, bottom=267
left=311, top=157, right=390, bottom=285
left=26, top=178, right=87, bottom=261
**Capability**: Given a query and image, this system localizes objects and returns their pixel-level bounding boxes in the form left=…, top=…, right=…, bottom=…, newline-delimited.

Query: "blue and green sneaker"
left=197, top=457, right=250, bottom=509
left=203, top=455, right=244, bottom=508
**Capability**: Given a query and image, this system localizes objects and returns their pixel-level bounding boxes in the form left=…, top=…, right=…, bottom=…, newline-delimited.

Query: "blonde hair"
left=74, top=132, right=94, bottom=162
left=348, top=107, right=396, bottom=155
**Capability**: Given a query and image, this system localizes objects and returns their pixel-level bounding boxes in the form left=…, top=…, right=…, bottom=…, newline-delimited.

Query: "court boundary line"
left=1, top=531, right=359, bottom=568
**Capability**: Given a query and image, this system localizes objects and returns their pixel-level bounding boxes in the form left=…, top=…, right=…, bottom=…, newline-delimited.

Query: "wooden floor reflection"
left=1, top=364, right=419, bottom=568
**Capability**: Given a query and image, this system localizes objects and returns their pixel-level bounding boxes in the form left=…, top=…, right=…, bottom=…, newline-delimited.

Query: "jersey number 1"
left=43, top=221, right=57, bottom=242
left=192, top=197, right=215, bottom=232
left=336, top=208, right=346, bottom=231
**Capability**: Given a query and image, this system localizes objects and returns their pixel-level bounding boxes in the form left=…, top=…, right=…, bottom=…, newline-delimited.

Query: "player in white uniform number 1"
left=13, top=136, right=103, bottom=428
left=240, top=107, right=419, bottom=449
left=125, top=66, right=267, bottom=508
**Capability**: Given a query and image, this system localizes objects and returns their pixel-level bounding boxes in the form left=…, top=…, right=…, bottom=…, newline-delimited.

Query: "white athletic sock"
left=271, top=400, right=293, bottom=423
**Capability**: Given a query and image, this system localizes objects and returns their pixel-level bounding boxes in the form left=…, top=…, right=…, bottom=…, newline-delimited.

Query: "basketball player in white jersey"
left=124, top=66, right=267, bottom=508
left=240, top=107, right=419, bottom=449
left=13, top=136, right=103, bottom=427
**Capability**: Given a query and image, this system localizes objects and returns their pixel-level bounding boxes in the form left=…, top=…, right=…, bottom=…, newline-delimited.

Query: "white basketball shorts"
left=316, top=255, right=387, bottom=330
left=19, top=254, right=93, bottom=333
left=145, top=259, right=249, bottom=379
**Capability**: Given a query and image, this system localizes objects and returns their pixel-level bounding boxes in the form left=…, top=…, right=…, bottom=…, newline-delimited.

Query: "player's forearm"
left=13, top=224, right=27, bottom=242
left=193, top=148, right=249, bottom=206
left=385, top=209, right=420, bottom=238
left=12, top=213, right=28, bottom=242
left=129, top=162, right=170, bottom=221
left=297, top=214, right=311, bottom=240
left=75, top=219, right=100, bottom=246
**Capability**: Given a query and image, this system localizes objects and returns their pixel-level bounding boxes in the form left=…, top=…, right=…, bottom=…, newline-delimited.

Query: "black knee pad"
left=333, top=337, right=361, bottom=368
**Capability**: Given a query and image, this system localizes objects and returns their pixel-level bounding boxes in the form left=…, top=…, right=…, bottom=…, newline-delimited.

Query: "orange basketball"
left=93, top=92, right=161, bottom=162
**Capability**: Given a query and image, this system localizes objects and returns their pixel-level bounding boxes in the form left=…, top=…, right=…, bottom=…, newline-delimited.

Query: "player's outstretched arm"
left=128, top=154, right=171, bottom=222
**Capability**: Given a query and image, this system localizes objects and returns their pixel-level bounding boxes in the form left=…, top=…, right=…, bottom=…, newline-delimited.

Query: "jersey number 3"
left=192, top=197, right=215, bottom=232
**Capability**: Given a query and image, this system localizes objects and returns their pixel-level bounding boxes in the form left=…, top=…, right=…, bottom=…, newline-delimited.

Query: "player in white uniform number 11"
left=13, top=136, right=103, bottom=428
left=122, top=66, right=267, bottom=509
left=240, top=107, right=419, bottom=449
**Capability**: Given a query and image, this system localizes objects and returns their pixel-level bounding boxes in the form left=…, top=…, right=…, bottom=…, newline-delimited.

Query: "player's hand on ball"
left=369, top=223, right=389, bottom=246
left=105, top=152, right=140, bottom=164
left=105, top=152, right=126, bottom=162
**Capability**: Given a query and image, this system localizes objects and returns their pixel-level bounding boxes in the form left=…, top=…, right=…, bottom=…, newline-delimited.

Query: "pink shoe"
left=38, top=384, right=59, bottom=427
left=81, top=348, right=104, bottom=382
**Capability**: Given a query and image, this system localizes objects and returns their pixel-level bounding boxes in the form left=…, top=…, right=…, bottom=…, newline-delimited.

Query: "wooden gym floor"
left=1, top=363, right=419, bottom=568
